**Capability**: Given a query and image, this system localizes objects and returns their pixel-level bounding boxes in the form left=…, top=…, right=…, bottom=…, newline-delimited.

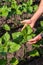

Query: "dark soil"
left=0, top=0, right=43, bottom=65
left=0, top=0, right=41, bottom=28
left=18, top=56, right=43, bottom=65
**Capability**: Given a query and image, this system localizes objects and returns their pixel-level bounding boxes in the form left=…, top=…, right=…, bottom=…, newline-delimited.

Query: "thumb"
left=21, top=20, right=31, bottom=24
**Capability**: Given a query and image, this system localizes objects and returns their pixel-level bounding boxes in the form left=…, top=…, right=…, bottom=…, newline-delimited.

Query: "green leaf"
left=21, top=25, right=33, bottom=42
left=32, top=43, right=40, bottom=48
left=22, top=25, right=33, bottom=35
left=22, top=3, right=27, bottom=12
left=7, top=41, right=21, bottom=53
left=27, top=25, right=33, bottom=34
left=3, top=24, right=10, bottom=31
left=2, top=41, right=21, bottom=53
left=27, top=0, right=33, bottom=6
left=0, top=44, right=3, bottom=53
left=21, top=25, right=33, bottom=35
left=27, top=6, right=33, bottom=13
left=1, top=6, right=9, bottom=17
left=3, top=43, right=8, bottom=53
left=21, top=27, right=27, bottom=36
left=27, top=35, right=32, bottom=41
left=10, top=58, right=19, bottom=65
left=21, top=27, right=27, bottom=42
left=12, top=32, right=22, bottom=40
left=12, top=32, right=23, bottom=43
left=27, top=33, right=35, bottom=41
left=0, top=38, right=3, bottom=53
left=33, top=5, right=38, bottom=12
left=2, top=32, right=10, bottom=42
left=8, top=7, right=11, bottom=12
left=40, top=21, right=43, bottom=27
left=18, top=5, right=23, bottom=11
left=0, top=38, right=2, bottom=44
left=16, top=9, right=22, bottom=15
left=0, top=59, right=6, bottom=65
left=29, top=0, right=33, bottom=5
left=11, top=0, right=17, bottom=9
left=29, top=50, right=39, bottom=57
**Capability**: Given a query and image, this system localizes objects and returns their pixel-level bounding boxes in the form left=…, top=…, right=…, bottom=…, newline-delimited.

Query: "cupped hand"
left=28, top=34, right=42, bottom=44
left=21, top=19, right=35, bottom=28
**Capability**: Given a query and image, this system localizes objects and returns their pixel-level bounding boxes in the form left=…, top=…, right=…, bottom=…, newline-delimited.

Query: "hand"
left=28, top=34, right=42, bottom=44
left=21, top=19, right=35, bottom=28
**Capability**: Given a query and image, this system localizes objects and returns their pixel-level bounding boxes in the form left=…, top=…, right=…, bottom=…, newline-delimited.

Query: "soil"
left=0, top=0, right=41, bottom=27
left=0, top=0, right=43, bottom=65
left=18, top=56, right=43, bottom=65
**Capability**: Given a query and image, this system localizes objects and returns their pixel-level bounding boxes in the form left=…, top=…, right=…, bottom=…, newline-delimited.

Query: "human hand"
left=21, top=19, right=35, bottom=28
left=28, top=34, right=42, bottom=44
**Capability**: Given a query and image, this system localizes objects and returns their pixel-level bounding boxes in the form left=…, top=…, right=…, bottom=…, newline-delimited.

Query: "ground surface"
left=0, top=0, right=43, bottom=65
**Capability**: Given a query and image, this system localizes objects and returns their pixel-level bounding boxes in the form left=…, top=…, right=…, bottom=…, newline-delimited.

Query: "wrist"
left=30, top=8, right=43, bottom=24
left=30, top=18, right=36, bottom=24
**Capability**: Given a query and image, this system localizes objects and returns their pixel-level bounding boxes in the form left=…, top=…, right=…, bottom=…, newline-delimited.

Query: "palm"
left=21, top=19, right=35, bottom=28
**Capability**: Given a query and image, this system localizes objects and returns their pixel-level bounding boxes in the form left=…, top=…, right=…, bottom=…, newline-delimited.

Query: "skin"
left=21, top=0, right=43, bottom=44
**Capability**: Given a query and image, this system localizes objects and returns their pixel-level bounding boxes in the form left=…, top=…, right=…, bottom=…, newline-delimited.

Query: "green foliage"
left=2, top=32, right=10, bottom=42
left=0, top=5, right=11, bottom=17
left=7, top=41, right=21, bottom=53
left=29, top=50, right=39, bottom=57
left=11, top=0, right=17, bottom=9
left=0, top=38, right=2, bottom=44
left=10, top=57, right=19, bottom=65
left=3, top=24, right=10, bottom=31
left=40, top=21, right=43, bottom=27
left=0, top=25, right=35, bottom=53
left=0, top=0, right=38, bottom=17
left=0, top=43, right=3, bottom=52
left=27, top=0, right=33, bottom=6
left=27, top=6, right=33, bottom=13
left=33, top=5, right=38, bottom=12
left=26, top=25, right=33, bottom=34
left=12, top=25, right=35, bottom=44
left=12, top=32, right=24, bottom=44
left=22, top=3, right=27, bottom=12
left=21, top=25, right=34, bottom=42
left=0, top=40, right=21, bottom=53
left=0, top=59, right=6, bottom=65
left=0, top=23, right=43, bottom=64
left=12, top=32, right=22, bottom=40
left=26, top=0, right=33, bottom=13
left=27, top=34, right=33, bottom=41
left=0, top=0, right=43, bottom=65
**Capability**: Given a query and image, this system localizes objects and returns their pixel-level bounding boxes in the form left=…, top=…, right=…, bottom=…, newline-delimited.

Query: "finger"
left=28, top=39, right=36, bottom=43
left=29, top=39, right=35, bottom=42
left=21, top=20, right=26, bottom=24
left=29, top=41, right=36, bottom=44
left=21, top=24, right=27, bottom=31
left=28, top=41, right=37, bottom=44
left=21, top=20, right=31, bottom=24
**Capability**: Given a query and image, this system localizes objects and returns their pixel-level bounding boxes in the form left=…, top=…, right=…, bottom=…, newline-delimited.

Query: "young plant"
left=1, top=5, right=11, bottom=17
left=29, top=50, right=39, bottom=57
left=33, top=5, right=38, bottom=12
left=10, top=57, right=19, bottom=65
left=3, top=24, right=10, bottom=31
left=2, top=32, right=10, bottom=42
